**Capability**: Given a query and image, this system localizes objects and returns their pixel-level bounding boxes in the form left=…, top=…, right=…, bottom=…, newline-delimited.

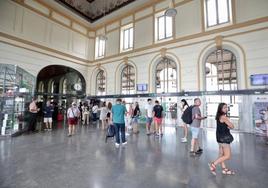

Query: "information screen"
left=137, top=84, right=148, bottom=91
left=250, top=74, right=268, bottom=86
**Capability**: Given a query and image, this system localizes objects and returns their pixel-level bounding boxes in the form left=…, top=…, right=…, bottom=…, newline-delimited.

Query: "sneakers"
left=115, top=143, right=120, bottom=148
left=122, top=142, right=127, bottom=146
left=181, top=137, right=187, bottom=143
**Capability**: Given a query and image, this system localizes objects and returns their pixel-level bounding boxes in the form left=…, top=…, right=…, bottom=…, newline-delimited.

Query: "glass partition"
left=0, top=64, right=35, bottom=136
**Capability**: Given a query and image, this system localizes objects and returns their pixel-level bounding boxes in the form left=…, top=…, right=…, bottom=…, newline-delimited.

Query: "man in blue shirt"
left=43, top=101, right=54, bottom=131
left=112, top=98, right=127, bottom=148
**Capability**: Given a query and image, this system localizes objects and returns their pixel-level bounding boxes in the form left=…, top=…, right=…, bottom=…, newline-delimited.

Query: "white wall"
left=0, top=0, right=94, bottom=61
left=236, top=0, right=268, bottom=23
left=0, top=42, right=88, bottom=84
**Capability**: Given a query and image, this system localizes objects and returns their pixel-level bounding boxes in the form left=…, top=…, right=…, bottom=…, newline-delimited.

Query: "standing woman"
left=180, top=99, right=189, bottom=143
left=100, top=102, right=108, bottom=130
left=208, top=103, right=235, bottom=176
left=127, top=103, right=134, bottom=132
left=132, top=102, right=141, bottom=134
left=67, top=102, right=80, bottom=137
left=106, top=102, right=113, bottom=125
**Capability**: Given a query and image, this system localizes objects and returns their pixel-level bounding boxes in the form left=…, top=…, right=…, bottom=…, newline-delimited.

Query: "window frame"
left=204, top=0, right=233, bottom=30
left=120, top=23, right=134, bottom=52
left=96, top=70, right=106, bottom=96
left=121, top=65, right=136, bottom=95
left=95, top=36, right=106, bottom=59
left=155, top=11, right=174, bottom=42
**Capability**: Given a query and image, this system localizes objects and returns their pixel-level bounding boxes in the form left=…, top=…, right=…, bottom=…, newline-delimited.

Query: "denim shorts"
left=191, top=127, right=200, bottom=139
left=146, top=117, right=153, bottom=124
left=132, top=117, right=139, bottom=124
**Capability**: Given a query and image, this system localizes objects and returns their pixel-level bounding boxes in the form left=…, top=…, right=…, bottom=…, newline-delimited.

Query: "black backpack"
left=181, top=105, right=194, bottom=124
left=105, top=124, right=115, bottom=142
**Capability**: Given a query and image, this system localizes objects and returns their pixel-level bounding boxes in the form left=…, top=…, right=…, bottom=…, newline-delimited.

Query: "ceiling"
left=55, top=0, right=137, bottom=23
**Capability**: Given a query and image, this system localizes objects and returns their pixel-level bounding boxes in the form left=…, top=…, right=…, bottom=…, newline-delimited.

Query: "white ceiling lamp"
left=165, top=0, right=177, bottom=17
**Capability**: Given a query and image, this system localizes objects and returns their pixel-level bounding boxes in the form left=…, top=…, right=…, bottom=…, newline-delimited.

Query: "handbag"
left=219, top=133, right=234, bottom=144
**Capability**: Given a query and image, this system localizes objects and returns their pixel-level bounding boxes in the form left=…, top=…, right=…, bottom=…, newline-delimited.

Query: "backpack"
left=105, top=124, right=115, bottom=143
left=181, top=105, right=194, bottom=124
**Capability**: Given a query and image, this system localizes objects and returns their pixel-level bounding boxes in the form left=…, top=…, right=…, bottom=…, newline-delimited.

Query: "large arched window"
left=96, top=70, right=106, bottom=95
left=38, top=81, right=44, bottom=93
left=155, top=57, right=177, bottom=93
left=121, top=64, right=135, bottom=94
left=62, top=78, right=67, bottom=94
left=205, top=49, right=237, bottom=91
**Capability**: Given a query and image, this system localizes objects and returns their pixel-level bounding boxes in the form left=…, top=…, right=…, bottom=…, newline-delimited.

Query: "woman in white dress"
left=100, top=102, right=108, bottom=130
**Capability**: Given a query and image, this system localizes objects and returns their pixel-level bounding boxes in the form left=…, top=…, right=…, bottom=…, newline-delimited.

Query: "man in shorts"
left=190, top=98, right=207, bottom=155
left=145, top=99, right=154, bottom=135
left=43, top=101, right=54, bottom=131
left=153, top=100, right=164, bottom=137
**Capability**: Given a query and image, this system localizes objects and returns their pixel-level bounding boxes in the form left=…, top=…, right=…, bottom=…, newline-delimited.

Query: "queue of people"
left=27, top=97, right=236, bottom=176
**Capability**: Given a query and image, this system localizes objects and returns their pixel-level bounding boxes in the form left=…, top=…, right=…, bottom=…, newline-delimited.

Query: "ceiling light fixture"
left=165, top=0, right=177, bottom=17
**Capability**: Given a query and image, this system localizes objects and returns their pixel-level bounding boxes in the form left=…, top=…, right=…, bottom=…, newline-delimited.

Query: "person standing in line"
left=28, top=97, right=40, bottom=133
left=180, top=99, right=189, bottom=143
left=170, top=103, right=178, bottom=128
left=145, top=99, right=154, bottom=135
left=106, top=102, right=113, bottom=125
left=190, top=98, right=207, bottom=156
left=126, top=103, right=134, bottom=135
left=67, top=102, right=80, bottom=137
left=132, top=102, right=141, bottom=134
left=43, top=101, right=54, bottom=131
left=153, top=100, right=164, bottom=137
left=82, top=103, right=90, bottom=125
left=92, top=103, right=99, bottom=122
left=111, top=98, right=127, bottom=148
left=79, top=102, right=83, bottom=122
left=100, top=102, right=108, bottom=130
left=208, top=103, right=235, bottom=175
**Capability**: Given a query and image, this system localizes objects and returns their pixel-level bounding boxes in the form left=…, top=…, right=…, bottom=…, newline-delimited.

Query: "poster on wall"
left=253, top=101, right=268, bottom=136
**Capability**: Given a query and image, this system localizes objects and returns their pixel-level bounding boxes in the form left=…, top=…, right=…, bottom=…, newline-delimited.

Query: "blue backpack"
left=181, top=105, right=194, bottom=124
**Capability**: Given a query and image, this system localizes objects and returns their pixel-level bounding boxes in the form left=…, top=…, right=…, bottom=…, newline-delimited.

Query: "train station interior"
left=0, top=0, right=268, bottom=187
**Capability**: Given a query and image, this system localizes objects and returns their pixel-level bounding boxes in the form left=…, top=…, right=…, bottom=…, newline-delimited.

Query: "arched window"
left=155, top=57, right=177, bottom=93
left=121, top=64, right=135, bottom=94
left=205, top=49, right=237, bottom=91
left=38, top=81, right=44, bottom=93
left=96, top=70, right=106, bottom=95
left=51, top=81, right=55, bottom=93
left=62, top=78, right=67, bottom=94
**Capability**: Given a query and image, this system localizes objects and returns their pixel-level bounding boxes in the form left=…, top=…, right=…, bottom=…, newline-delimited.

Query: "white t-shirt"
left=67, top=107, right=80, bottom=118
left=145, top=103, right=154, bottom=118
left=92, top=105, right=98, bottom=113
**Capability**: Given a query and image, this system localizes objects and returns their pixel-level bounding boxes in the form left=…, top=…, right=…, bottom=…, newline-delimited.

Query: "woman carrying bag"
left=132, top=102, right=141, bottom=134
left=208, top=103, right=235, bottom=176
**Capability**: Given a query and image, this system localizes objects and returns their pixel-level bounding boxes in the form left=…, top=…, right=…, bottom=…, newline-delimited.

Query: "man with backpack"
left=190, top=98, right=207, bottom=156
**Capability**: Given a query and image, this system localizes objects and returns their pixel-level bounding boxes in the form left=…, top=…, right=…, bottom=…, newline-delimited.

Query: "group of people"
left=28, top=96, right=237, bottom=176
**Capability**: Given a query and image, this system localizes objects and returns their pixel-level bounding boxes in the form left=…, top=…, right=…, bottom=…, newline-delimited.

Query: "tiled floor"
left=0, top=123, right=267, bottom=188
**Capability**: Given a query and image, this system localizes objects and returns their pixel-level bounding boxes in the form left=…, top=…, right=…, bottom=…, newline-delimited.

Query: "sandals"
left=208, top=162, right=217, bottom=176
left=222, top=168, right=235, bottom=175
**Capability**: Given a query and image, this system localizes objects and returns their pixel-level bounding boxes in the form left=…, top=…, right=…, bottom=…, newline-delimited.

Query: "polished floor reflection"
left=0, top=124, right=268, bottom=188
